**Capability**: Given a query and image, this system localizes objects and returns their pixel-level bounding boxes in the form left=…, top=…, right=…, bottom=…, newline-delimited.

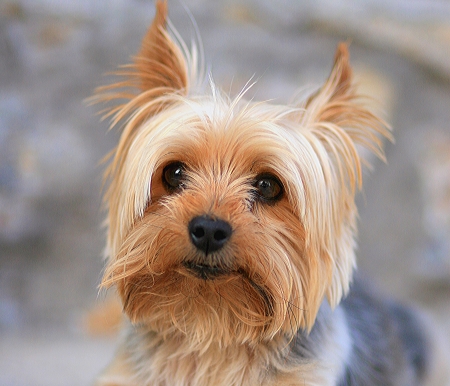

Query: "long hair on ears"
left=91, top=0, right=199, bottom=258
left=294, top=44, right=391, bottom=308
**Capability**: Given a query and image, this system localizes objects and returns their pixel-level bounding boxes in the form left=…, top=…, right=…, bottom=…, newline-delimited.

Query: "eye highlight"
left=162, top=162, right=185, bottom=192
left=254, top=173, right=283, bottom=202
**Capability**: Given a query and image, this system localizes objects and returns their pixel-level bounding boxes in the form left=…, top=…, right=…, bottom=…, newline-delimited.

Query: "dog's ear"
left=301, top=43, right=388, bottom=172
left=136, top=0, right=188, bottom=94
left=93, top=0, right=189, bottom=126
left=297, top=44, right=391, bottom=310
left=303, top=43, right=353, bottom=127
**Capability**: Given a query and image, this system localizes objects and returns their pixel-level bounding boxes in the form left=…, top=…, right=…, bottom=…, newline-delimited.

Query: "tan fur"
left=93, top=1, right=390, bottom=384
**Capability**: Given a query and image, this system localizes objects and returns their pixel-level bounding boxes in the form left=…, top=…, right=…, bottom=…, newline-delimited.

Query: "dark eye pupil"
left=255, top=175, right=282, bottom=200
left=163, top=162, right=185, bottom=191
left=258, top=180, right=270, bottom=192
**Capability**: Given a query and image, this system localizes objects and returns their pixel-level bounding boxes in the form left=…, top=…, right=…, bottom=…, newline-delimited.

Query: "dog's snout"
left=188, top=216, right=232, bottom=254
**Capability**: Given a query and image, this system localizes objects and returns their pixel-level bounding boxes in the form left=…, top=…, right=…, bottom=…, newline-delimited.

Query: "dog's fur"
left=93, top=2, right=448, bottom=385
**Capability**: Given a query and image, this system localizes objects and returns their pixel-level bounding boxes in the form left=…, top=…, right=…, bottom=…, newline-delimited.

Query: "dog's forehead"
left=145, top=98, right=303, bottom=178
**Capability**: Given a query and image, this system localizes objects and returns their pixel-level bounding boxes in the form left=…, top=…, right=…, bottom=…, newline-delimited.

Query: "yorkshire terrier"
left=93, top=1, right=448, bottom=385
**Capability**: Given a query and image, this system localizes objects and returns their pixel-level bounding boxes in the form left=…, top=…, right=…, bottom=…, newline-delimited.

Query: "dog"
left=93, top=1, right=448, bottom=385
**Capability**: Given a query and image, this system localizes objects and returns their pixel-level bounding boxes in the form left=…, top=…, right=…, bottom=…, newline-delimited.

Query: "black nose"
left=188, top=216, right=232, bottom=254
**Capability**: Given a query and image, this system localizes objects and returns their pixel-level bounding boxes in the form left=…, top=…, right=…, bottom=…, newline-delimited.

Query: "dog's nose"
left=188, top=216, right=232, bottom=254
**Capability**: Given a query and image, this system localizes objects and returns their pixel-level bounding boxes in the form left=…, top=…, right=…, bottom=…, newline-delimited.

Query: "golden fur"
left=93, top=1, right=392, bottom=385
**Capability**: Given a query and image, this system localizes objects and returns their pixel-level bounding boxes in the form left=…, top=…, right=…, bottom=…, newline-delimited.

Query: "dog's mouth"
left=182, top=260, right=229, bottom=280
left=180, top=262, right=272, bottom=311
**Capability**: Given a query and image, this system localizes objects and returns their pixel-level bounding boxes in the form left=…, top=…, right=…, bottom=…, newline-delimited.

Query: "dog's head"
left=96, top=1, right=390, bottom=348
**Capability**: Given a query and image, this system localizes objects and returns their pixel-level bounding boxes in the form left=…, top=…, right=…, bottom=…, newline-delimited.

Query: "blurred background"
left=1, top=0, right=450, bottom=384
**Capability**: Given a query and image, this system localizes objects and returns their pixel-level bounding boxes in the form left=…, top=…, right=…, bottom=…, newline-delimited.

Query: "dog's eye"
left=254, top=174, right=283, bottom=202
left=162, top=162, right=185, bottom=192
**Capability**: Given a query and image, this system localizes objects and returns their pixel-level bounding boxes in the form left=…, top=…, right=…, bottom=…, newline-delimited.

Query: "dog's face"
left=97, top=1, right=389, bottom=348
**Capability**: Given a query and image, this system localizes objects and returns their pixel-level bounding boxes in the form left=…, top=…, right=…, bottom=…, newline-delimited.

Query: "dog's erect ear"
left=93, top=0, right=189, bottom=126
left=136, top=0, right=188, bottom=93
left=304, top=43, right=353, bottom=125
left=301, top=43, right=388, bottom=171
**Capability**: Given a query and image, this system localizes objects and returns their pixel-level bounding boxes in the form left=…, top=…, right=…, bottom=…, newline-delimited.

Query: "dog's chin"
left=118, top=264, right=281, bottom=347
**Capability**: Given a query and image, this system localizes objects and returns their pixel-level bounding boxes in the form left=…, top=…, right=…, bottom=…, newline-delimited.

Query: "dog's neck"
left=115, top=302, right=350, bottom=386
left=123, top=324, right=283, bottom=385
